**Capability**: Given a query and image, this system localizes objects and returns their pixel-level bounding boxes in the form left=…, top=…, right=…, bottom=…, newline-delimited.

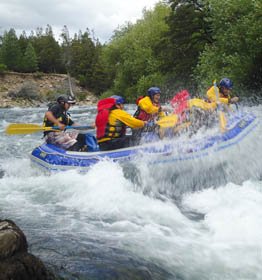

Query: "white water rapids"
left=0, top=104, right=261, bottom=279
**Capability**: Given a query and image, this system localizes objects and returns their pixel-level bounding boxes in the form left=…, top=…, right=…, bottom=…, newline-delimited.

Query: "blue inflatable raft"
left=30, top=112, right=258, bottom=172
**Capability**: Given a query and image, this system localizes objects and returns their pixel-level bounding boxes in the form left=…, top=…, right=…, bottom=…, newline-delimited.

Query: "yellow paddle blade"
left=5, top=123, right=58, bottom=135
left=219, top=112, right=227, bottom=133
left=157, top=114, right=178, bottom=128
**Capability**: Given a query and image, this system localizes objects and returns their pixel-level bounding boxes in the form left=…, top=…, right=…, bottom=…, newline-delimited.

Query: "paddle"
left=156, top=114, right=178, bottom=128
left=213, top=80, right=227, bottom=133
left=5, top=123, right=94, bottom=135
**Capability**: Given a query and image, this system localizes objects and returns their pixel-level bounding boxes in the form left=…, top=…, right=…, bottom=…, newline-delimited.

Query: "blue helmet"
left=219, top=78, right=233, bottom=90
left=111, top=95, right=125, bottom=104
left=147, top=87, right=161, bottom=98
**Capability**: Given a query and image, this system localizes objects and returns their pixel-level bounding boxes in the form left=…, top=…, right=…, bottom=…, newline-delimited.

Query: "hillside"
left=0, top=72, right=98, bottom=108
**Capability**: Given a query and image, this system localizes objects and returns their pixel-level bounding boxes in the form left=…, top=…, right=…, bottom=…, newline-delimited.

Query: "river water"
left=0, top=104, right=262, bottom=280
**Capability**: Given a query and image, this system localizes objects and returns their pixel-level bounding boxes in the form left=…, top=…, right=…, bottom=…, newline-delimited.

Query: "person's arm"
left=219, top=97, right=229, bottom=104
left=229, top=96, right=239, bottom=104
left=45, top=111, right=65, bottom=130
left=112, top=110, right=146, bottom=129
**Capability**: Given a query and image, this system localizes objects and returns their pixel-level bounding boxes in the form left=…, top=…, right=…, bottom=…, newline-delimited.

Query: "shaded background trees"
left=194, top=0, right=262, bottom=94
left=156, top=0, right=213, bottom=94
left=0, top=0, right=261, bottom=100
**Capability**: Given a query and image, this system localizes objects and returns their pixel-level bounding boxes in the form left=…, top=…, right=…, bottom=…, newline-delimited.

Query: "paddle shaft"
left=5, top=124, right=94, bottom=135
left=214, top=80, right=226, bottom=132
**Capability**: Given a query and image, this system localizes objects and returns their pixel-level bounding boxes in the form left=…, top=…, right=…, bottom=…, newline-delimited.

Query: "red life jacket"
left=135, top=109, right=153, bottom=121
left=170, top=90, right=190, bottom=123
left=96, top=98, right=116, bottom=139
left=170, top=90, right=190, bottom=115
left=134, top=96, right=160, bottom=121
left=135, top=95, right=144, bottom=105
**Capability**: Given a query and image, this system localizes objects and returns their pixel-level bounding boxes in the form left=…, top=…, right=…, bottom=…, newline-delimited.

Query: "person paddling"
left=134, top=87, right=167, bottom=122
left=43, top=95, right=87, bottom=151
left=206, top=78, right=239, bottom=106
left=95, top=95, right=147, bottom=151
left=133, top=87, right=172, bottom=140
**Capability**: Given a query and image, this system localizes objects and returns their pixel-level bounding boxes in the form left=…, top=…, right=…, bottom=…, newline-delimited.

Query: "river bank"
left=0, top=72, right=98, bottom=108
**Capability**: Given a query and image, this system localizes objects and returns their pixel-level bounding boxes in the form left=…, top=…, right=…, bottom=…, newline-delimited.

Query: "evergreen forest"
left=0, top=0, right=261, bottom=102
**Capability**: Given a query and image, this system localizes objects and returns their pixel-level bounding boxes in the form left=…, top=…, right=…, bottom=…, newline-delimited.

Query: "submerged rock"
left=0, top=219, right=56, bottom=280
left=0, top=220, right=27, bottom=259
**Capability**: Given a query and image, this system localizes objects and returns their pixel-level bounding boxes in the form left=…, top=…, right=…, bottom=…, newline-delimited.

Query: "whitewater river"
left=0, top=104, right=262, bottom=279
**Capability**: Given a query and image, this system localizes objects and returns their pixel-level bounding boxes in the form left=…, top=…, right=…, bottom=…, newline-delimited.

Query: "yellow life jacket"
left=206, top=86, right=230, bottom=104
left=98, top=109, right=144, bottom=143
left=134, top=96, right=164, bottom=121
left=188, top=98, right=217, bottom=111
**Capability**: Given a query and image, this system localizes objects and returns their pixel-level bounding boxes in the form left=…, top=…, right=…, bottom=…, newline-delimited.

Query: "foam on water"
left=0, top=104, right=262, bottom=279
left=1, top=157, right=262, bottom=279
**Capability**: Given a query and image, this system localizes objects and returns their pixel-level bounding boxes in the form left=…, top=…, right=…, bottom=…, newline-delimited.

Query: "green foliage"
left=0, top=29, right=23, bottom=71
left=0, top=0, right=260, bottom=99
left=0, top=63, right=7, bottom=74
left=31, top=25, right=64, bottom=73
left=21, top=43, right=38, bottom=72
left=195, top=0, right=262, bottom=91
left=99, top=89, right=115, bottom=100
left=67, top=30, right=109, bottom=95
left=18, top=31, right=29, bottom=55
left=103, top=3, right=171, bottom=100
left=77, top=92, right=88, bottom=101
left=0, top=24, right=109, bottom=95
left=136, top=73, right=165, bottom=98
left=158, top=0, right=212, bottom=89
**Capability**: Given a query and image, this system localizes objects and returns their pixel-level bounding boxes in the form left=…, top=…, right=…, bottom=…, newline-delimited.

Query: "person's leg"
left=99, top=136, right=132, bottom=151
left=68, top=133, right=86, bottom=151
left=46, top=131, right=77, bottom=149
left=99, top=141, right=113, bottom=151
left=76, top=133, right=86, bottom=145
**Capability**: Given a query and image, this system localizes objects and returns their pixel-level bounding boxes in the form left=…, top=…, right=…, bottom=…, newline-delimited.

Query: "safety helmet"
left=147, top=87, right=161, bottom=98
left=219, top=78, right=233, bottom=90
left=111, top=95, right=125, bottom=105
left=57, top=95, right=76, bottom=104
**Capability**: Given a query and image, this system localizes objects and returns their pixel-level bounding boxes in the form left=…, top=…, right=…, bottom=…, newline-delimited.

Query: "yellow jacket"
left=98, top=109, right=145, bottom=143
left=207, top=86, right=230, bottom=104
left=137, top=96, right=165, bottom=120
left=188, top=98, right=217, bottom=111
left=109, top=109, right=145, bottom=128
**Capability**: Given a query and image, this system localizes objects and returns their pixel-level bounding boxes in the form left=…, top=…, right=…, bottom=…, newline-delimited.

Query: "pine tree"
left=0, top=29, right=23, bottom=71
left=22, top=43, right=38, bottom=72
left=32, top=24, right=64, bottom=73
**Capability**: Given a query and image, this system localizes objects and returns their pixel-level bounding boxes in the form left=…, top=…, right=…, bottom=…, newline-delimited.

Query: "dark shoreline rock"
left=0, top=219, right=56, bottom=280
